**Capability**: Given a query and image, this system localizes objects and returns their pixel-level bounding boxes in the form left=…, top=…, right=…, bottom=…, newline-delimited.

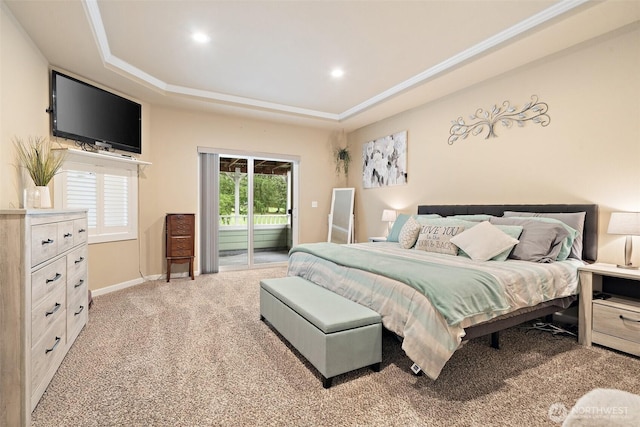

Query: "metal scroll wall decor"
left=448, top=95, right=550, bottom=145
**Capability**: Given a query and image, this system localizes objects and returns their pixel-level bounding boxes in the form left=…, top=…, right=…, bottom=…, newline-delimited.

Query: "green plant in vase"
left=14, top=136, right=65, bottom=208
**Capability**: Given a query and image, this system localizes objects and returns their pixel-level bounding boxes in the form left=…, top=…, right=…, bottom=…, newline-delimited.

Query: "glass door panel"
left=253, top=160, right=292, bottom=265
left=218, top=157, right=249, bottom=268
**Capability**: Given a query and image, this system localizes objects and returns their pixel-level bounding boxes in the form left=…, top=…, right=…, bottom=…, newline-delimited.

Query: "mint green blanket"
left=290, top=243, right=510, bottom=326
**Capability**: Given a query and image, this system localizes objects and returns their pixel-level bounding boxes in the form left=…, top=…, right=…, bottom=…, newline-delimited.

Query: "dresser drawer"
left=168, top=236, right=193, bottom=257
left=167, top=214, right=194, bottom=236
left=67, top=291, right=88, bottom=343
left=67, top=270, right=87, bottom=302
left=32, top=258, right=66, bottom=308
left=593, top=298, right=640, bottom=345
left=31, top=314, right=66, bottom=391
left=73, top=218, right=88, bottom=246
left=31, top=285, right=66, bottom=346
left=66, top=246, right=88, bottom=283
left=58, top=220, right=75, bottom=254
left=31, top=223, right=59, bottom=266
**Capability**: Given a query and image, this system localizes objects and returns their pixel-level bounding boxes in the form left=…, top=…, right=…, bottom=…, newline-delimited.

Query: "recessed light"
left=192, top=32, right=211, bottom=44
left=331, top=68, right=344, bottom=78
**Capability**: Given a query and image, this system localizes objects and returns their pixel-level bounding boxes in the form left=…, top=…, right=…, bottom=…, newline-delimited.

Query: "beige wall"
left=3, top=1, right=639, bottom=290
left=139, top=106, right=342, bottom=279
left=347, top=25, right=640, bottom=265
left=0, top=3, right=49, bottom=207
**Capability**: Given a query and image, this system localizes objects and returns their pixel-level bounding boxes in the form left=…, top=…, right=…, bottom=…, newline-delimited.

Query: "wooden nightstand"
left=368, top=237, right=387, bottom=242
left=578, top=263, right=640, bottom=356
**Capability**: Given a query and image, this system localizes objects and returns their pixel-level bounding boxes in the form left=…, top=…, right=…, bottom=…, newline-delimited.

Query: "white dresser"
left=0, top=209, right=89, bottom=426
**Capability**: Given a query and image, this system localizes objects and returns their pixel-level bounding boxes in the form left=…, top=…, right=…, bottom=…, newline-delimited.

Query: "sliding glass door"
left=199, top=149, right=298, bottom=272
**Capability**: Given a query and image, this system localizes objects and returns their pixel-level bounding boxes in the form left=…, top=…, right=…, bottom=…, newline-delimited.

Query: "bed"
left=287, top=204, right=598, bottom=380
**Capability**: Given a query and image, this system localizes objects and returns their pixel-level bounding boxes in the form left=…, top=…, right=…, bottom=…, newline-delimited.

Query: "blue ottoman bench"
left=260, top=276, right=382, bottom=388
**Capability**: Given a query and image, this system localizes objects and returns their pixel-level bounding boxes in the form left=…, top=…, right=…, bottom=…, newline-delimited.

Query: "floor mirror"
left=328, top=187, right=355, bottom=244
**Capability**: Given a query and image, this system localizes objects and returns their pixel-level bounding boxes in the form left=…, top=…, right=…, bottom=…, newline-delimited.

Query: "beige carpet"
left=32, top=267, right=640, bottom=426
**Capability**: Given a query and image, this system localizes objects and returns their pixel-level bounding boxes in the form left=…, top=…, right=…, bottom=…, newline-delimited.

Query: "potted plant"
left=335, top=147, right=351, bottom=177
left=14, top=136, right=65, bottom=208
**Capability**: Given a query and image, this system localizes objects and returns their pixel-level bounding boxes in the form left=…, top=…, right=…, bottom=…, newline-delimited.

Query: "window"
left=54, top=154, right=138, bottom=244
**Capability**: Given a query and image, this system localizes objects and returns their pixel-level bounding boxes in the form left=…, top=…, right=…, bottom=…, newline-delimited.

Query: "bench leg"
left=260, top=314, right=265, bottom=322
left=370, top=362, right=381, bottom=372
left=322, top=376, right=333, bottom=389
left=491, top=331, right=500, bottom=349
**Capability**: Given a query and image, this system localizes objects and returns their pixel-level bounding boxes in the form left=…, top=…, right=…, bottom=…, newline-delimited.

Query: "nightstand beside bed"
left=578, top=263, right=640, bottom=356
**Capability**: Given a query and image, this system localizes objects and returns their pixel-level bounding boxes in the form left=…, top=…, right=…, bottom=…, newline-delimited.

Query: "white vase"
left=35, top=186, right=52, bottom=208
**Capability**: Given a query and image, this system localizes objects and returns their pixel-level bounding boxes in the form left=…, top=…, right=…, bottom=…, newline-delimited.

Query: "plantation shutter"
left=104, top=173, right=129, bottom=228
left=54, top=156, right=139, bottom=243
left=66, top=169, right=98, bottom=228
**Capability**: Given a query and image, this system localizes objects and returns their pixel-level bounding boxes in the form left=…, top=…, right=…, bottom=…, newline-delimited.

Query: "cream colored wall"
left=0, top=2, right=49, bottom=208
left=4, top=0, right=638, bottom=289
left=140, top=106, right=343, bottom=278
left=347, top=25, right=640, bottom=265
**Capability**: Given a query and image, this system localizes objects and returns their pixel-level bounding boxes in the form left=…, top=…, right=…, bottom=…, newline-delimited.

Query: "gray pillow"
left=490, top=217, right=570, bottom=263
left=503, top=211, right=586, bottom=260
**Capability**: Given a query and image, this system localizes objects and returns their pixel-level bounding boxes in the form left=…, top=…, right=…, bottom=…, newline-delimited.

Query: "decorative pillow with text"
left=414, top=224, right=465, bottom=255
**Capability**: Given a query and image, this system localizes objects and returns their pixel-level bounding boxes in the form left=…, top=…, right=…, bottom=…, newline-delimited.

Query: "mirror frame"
left=328, top=187, right=355, bottom=244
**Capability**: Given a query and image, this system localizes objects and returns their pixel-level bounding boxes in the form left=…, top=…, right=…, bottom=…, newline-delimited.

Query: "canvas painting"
left=362, top=131, right=407, bottom=188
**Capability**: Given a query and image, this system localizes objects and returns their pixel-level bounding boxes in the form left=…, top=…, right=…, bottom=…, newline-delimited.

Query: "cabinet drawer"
left=66, top=246, right=87, bottom=283
left=31, top=285, right=66, bottom=346
left=32, top=258, right=66, bottom=308
left=58, top=220, right=75, bottom=254
left=74, top=217, right=88, bottom=246
left=67, top=270, right=87, bottom=302
left=67, top=291, right=88, bottom=343
left=31, top=223, right=59, bottom=266
left=31, top=314, right=66, bottom=391
left=167, top=214, right=194, bottom=236
left=167, top=236, right=193, bottom=257
left=593, top=300, right=640, bottom=345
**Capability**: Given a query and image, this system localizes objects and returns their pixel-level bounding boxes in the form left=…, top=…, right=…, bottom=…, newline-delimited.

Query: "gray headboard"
left=416, top=204, right=598, bottom=262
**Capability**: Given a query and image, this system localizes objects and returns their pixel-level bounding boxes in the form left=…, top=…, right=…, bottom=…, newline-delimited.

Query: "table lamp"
left=381, top=209, right=397, bottom=236
left=607, top=212, right=640, bottom=269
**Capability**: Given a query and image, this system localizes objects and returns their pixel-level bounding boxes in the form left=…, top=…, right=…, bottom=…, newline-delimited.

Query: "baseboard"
left=91, top=271, right=201, bottom=297
left=91, top=277, right=146, bottom=297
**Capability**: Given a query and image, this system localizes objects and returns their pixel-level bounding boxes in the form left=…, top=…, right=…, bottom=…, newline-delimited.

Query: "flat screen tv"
left=51, top=70, right=142, bottom=154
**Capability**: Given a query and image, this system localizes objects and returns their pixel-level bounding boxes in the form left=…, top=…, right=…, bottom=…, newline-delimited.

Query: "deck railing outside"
left=219, top=214, right=290, bottom=227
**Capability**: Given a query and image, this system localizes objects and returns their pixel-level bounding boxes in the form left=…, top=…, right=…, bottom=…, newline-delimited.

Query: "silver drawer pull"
left=74, top=256, right=85, bottom=264
left=46, top=273, right=62, bottom=283
left=64, top=233, right=73, bottom=238
left=45, top=336, right=61, bottom=354
left=620, top=315, right=640, bottom=323
left=74, top=305, right=85, bottom=316
left=45, top=302, right=61, bottom=317
left=74, top=279, right=85, bottom=288
left=41, top=238, right=54, bottom=245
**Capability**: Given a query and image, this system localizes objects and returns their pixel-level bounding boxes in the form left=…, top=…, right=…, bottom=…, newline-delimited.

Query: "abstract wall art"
left=362, top=131, right=407, bottom=188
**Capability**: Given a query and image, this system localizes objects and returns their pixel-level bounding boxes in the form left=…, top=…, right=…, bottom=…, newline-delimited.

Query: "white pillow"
left=398, top=216, right=422, bottom=249
left=450, top=221, right=519, bottom=262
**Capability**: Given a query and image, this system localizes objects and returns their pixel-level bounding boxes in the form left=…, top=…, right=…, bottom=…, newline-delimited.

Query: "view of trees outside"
left=219, top=173, right=288, bottom=225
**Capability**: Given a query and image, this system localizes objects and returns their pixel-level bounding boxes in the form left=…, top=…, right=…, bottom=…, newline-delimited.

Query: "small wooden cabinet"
left=165, top=213, right=195, bottom=282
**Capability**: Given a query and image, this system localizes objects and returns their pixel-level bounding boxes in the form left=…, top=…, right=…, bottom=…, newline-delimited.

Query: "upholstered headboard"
left=416, top=204, right=599, bottom=262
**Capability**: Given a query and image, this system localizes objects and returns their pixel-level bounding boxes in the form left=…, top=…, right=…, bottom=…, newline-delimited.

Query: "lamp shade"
left=381, top=209, right=397, bottom=222
left=607, top=212, right=640, bottom=235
